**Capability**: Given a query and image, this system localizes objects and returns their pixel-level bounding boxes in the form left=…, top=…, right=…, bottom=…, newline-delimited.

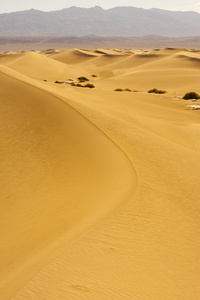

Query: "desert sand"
left=0, top=47, right=200, bottom=300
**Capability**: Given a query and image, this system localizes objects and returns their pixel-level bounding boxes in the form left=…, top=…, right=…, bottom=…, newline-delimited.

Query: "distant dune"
left=1, top=36, right=200, bottom=52
left=0, top=47, right=200, bottom=300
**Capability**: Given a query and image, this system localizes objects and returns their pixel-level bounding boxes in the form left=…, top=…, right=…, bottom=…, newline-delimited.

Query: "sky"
left=0, top=0, right=200, bottom=14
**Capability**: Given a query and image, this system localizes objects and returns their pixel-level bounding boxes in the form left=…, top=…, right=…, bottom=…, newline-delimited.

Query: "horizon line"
left=0, top=5, right=199, bottom=15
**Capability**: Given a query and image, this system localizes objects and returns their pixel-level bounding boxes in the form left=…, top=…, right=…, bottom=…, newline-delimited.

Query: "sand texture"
left=0, top=48, right=200, bottom=300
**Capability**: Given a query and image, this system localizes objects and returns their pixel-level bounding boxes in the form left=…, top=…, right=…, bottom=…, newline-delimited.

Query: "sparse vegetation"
left=44, top=79, right=47, bottom=82
left=77, top=76, right=89, bottom=82
left=148, top=88, right=167, bottom=94
left=84, top=83, right=95, bottom=88
left=54, top=80, right=62, bottom=84
left=92, top=74, right=97, bottom=77
left=183, top=92, right=200, bottom=100
left=70, top=82, right=95, bottom=88
left=114, top=88, right=137, bottom=92
left=114, top=88, right=124, bottom=92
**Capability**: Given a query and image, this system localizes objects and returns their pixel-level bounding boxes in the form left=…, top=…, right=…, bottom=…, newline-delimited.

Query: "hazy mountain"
left=0, top=6, right=200, bottom=37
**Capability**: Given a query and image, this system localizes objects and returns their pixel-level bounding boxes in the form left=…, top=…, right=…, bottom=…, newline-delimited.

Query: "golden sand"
left=0, top=48, right=200, bottom=300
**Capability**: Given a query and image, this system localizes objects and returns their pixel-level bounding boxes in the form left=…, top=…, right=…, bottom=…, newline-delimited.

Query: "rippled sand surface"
left=0, top=48, right=200, bottom=300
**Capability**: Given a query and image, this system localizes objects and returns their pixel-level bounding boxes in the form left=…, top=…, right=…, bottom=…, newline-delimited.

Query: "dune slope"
left=0, top=51, right=89, bottom=80
left=0, top=65, right=135, bottom=299
left=0, top=48, right=200, bottom=300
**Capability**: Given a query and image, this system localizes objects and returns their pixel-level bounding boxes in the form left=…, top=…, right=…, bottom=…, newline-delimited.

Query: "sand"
left=0, top=48, right=200, bottom=300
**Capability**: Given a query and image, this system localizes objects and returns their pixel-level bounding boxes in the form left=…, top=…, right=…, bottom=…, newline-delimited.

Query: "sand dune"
left=0, top=48, right=200, bottom=300
left=0, top=53, right=25, bottom=65
left=88, top=50, right=200, bottom=92
left=0, top=51, right=90, bottom=80
left=51, top=49, right=100, bottom=65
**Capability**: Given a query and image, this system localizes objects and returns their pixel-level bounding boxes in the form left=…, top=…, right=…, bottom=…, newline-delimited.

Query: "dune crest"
left=0, top=51, right=89, bottom=80
left=0, top=65, right=135, bottom=299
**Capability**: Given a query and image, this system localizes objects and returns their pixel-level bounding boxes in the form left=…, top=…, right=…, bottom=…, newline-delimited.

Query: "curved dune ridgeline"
left=0, top=66, right=135, bottom=299
left=0, top=48, right=200, bottom=300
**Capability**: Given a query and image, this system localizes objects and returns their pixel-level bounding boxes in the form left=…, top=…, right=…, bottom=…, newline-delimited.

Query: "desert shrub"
left=148, top=88, right=167, bottom=94
left=132, top=90, right=138, bottom=92
left=114, top=88, right=124, bottom=92
left=148, top=88, right=157, bottom=93
left=183, top=92, right=200, bottom=100
left=114, top=88, right=137, bottom=92
left=54, top=80, right=62, bottom=84
left=91, top=74, right=97, bottom=77
left=70, top=83, right=82, bottom=87
left=157, top=90, right=167, bottom=94
left=77, top=76, right=89, bottom=82
left=44, top=79, right=47, bottom=82
left=84, top=83, right=95, bottom=88
left=70, top=83, right=95, bottom=88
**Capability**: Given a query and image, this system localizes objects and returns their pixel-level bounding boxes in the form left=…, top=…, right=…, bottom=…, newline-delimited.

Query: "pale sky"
left=0, top=0, right=200, bottom=14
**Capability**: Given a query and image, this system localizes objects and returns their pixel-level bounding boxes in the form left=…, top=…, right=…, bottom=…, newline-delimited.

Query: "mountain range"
left=0, top=6, right=200, bottom=37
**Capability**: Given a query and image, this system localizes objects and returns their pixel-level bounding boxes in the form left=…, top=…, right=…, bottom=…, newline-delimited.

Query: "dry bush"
left=148, top=88, right=167, bottom=94
left=114, top=88, right=124, bottom=92
left=84, top=83, right=95, bottom=88
left=183, top=92, right=200, bottom=100
left=77, top=76, right=89, bottom=82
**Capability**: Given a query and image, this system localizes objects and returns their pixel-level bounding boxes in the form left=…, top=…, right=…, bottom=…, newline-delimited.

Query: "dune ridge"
left=0, top=65, right=136, bottom=299
left=0, top=48, right=200, bottom=300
